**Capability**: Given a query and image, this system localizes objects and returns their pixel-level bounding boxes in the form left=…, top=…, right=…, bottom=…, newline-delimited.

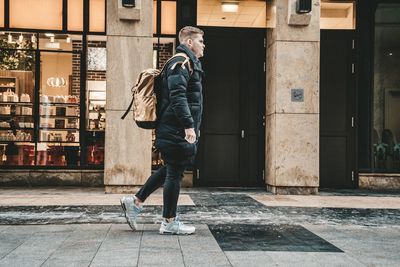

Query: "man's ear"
left=186, top=38, right=193, bottom=47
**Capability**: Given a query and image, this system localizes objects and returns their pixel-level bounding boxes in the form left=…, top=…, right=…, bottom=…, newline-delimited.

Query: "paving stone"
left=0, top=230, right=70, bottom=266
left=89, top=224, right=141, bottom=267
left=40, top=224, right=111, bottom=266
left=0, top=232, right=32, bottom=259
left=41, top=259, right=91, bottom=267
left=263, top=252, right=329, bottom=267
left=137, top=252, right=185, bottom=267
left=309, top=252, right=366, bottom=267
left=0, top=258, right=44, bottom=267
left=225, top=251, right=277, bottom=267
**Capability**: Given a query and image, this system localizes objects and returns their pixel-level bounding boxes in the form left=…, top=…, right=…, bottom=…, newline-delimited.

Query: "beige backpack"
left=121, top=53, right=192, bottom=129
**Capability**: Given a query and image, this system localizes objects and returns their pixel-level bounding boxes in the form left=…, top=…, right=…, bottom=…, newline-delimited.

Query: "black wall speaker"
left=122, top=0, right=135, bottom=8
left=296, top=0, right=312, bottom=14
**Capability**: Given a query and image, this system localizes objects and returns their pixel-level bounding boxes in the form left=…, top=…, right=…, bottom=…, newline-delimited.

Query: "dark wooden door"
left=196, top=27, right=265, bottom=187
left=320, top=30, right=357, bottom=189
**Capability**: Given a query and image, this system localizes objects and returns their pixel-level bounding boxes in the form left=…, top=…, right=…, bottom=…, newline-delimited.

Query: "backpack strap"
left=121, top=97, right=134, bottom=120
left=162, top=53, right=193, bottom=75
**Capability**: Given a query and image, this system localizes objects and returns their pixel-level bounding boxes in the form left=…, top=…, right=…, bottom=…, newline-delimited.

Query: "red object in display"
left=48, top=146, right=65, bottom=165
left=87, top=144, right=104, bottom=165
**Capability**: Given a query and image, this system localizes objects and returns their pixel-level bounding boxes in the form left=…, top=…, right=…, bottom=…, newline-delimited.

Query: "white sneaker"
left=120, top=196, right=143, bottom=231
left=159, top=216, right=195, bottom=235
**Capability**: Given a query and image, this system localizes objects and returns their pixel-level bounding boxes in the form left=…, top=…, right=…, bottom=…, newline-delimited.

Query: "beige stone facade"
left=265, top=0, right=320, bottom=194
left=104, top=0, right=153, bottom=193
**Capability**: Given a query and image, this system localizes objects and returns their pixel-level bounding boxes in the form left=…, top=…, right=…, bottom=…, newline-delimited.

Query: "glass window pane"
left=0, top=0, right=4, bottom=27
left=86, top=36, right=106, bottom=166
left=39, top=52, right=80, bottom=166
left=197, top=0, right=266, bottom=28
left=68, top=0, right=84, bottom=31
left=0, top=43, right=36, bottom=166
left=373, top=4, right=400, bottom=171
left=153, top=0, right=157, bottom=35
left=161, top=1, right=176, bottom=35
left=89, top=0, right=106, bottom=32
left=39, top=33, right=75, bottom=52
left=321, top=2, right=355, bottom=30
left=10, top=0, right=63, bottom=30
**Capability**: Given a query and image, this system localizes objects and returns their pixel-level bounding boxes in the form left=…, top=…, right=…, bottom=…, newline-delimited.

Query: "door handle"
left=241, top=130, right=245, bottom=139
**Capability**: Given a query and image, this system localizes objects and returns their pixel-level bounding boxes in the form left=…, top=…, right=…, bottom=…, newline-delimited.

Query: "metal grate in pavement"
left=208, top=224, right=344, bottom=252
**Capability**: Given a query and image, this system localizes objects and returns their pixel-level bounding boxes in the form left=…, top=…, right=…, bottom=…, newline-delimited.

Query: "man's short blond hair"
left=178, top=26, right=204, bottom=44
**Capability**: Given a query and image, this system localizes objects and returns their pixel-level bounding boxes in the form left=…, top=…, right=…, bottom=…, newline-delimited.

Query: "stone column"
left=265, top=0, right=320, bottom=194
left=104, top=0, right=153, bottom=193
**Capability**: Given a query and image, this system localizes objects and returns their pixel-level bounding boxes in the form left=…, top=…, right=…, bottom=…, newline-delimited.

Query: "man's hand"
left=184, top=128, right=196, bottom=144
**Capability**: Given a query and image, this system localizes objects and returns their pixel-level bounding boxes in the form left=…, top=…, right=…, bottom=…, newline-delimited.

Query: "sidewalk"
left=0, top=187, right=399, bottom=267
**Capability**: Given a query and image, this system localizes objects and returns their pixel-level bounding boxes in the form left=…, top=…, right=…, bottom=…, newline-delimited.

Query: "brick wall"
left=154, top=42, right=174, bottom=69
left=71, top=41, right=106, bottom=96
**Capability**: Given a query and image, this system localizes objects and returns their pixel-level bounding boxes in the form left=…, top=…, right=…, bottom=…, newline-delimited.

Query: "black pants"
left=135, top=163, right=185, bottom=218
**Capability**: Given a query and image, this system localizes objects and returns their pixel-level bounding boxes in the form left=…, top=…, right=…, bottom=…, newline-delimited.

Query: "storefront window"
left=68, top=0, right=84, bottom=32
left=38, top=51, right=79, bottom=166
left=9, top=0, right=63, bottom=30
left=0, top=0, right=4, bottom=28
left=372, top=3, right=400, bottom=171
left=89, top=0, right=106, bottom=33
left=153, top=0, right=177, bottom=35
left=0, top=33, right=36, bottom=166
left=0, top=32, right=106, bottom=168
left=86, top=36, right=106, bottom=166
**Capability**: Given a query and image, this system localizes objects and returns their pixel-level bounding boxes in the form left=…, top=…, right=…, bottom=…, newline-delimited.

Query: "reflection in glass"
left=0, top=35, right=36, bottom=166
left=373, top=4, right=400, bottom=171
left=38, top=52, right=80, bottom=166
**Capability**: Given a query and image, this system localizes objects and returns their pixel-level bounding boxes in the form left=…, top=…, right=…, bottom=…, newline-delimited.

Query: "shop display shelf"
left=0, top=127, right=34, bottom=130
left=40, top=102, right=80, bottom=106
left=0, top=102, right=33, bottom=105
left=87, top=129, right=105, bottom=132
left=39, top=141, right=80, bottom=144
left=0, top=115, right=33, bottom=117
left=0, top=141, right=33, bottom=144
left=39, top=115, right=79, bottom=118
left=40, top=128, right=79, bottom=131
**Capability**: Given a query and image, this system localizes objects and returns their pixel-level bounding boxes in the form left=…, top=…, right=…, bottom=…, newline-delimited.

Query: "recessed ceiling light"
left=221, top=1, right=239, bottom=13
left=45, top=33, right=55, bottom=37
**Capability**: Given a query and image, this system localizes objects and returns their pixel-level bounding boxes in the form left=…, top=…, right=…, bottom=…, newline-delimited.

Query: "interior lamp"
left=221, top=1, right=239, bottom=13
left=47, top=77, right=66, bottom=87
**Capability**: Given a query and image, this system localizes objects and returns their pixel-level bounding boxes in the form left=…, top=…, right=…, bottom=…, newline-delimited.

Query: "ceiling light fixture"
left=50, top=36, right=55, bottom=43
left=7, top=34, right=12, bottom=43
left=66, top=37, right=71, bottom=43
left=45, top=33, right=55, bottom=37
left=31, top=34, right=36, bottom=43
left=221, top=0, right=239, bottom=13
left=18, top=34, right=23, bottom=43
left=47, top=54, right=66, bottom=88
left=47, top=77, right=66, bottom=87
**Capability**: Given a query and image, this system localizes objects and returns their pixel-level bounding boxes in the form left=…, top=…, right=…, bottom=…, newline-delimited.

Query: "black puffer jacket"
left=155, top=44, right=203, bottom=164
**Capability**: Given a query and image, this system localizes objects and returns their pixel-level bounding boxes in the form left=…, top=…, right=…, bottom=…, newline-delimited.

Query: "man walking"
left=120, top=26, right=205, bottom=235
